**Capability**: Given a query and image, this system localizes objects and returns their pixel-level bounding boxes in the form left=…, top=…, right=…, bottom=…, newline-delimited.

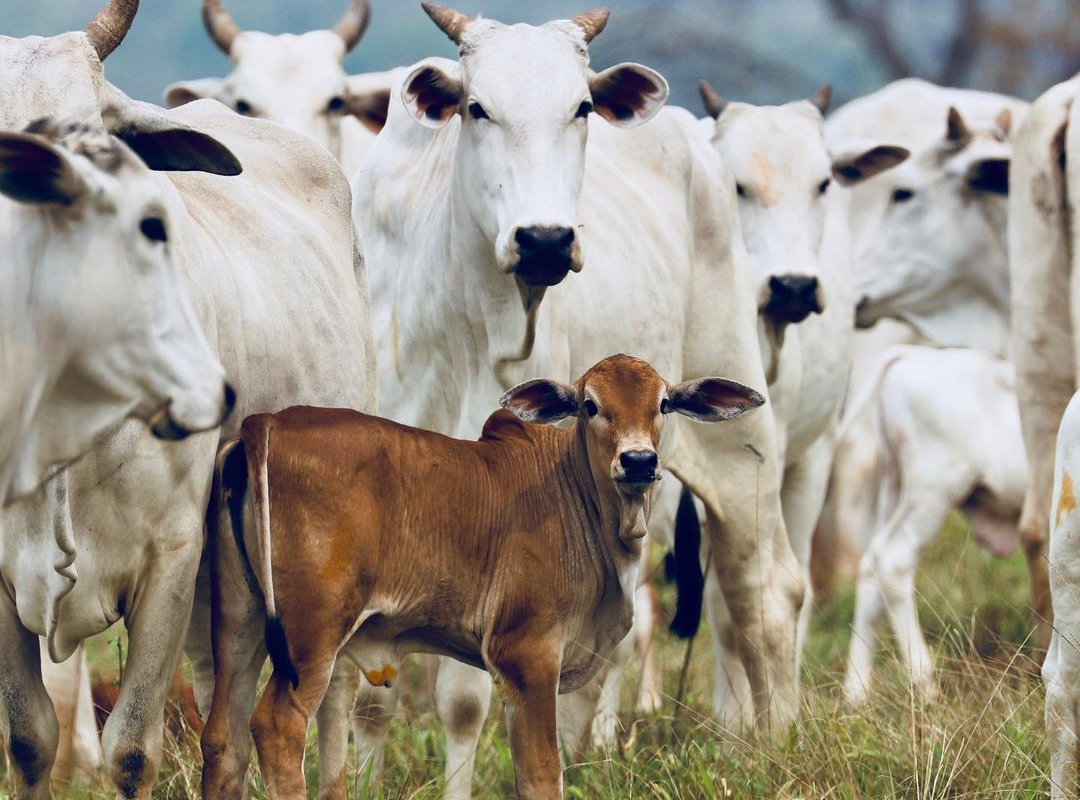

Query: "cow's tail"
left=220, top=419, right=300, bottom=689
left=836, top=345, right=920, bottom=441
left=669, top=485, right=705, bottom=639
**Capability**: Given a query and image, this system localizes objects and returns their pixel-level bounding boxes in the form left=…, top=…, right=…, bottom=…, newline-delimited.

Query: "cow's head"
left=401, top=4, right=667, bottom=290
left=164, top=0, right=390, bottom=161
left=501, top=354, right=763, bottom=542
left=0, top=119, right=233, bottom=498
left=853, top=106, right=1013, bottom=350
left=700, top=82, right=907, bottom=341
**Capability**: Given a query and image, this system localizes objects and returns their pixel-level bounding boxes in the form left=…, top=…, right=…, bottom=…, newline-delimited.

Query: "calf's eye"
left=818, top=178, right=831, bottom=195
left=327, top=96, right=346, bottom=113
left=235, top=99, right=253, bottom=115
left=735, top=182, right=747, bottom=197
left=468, top=101, right=489, bottom=121
left=660, top=398, right=670, bottom=414
left=892, top=187, right=915, bottom=204
left=582, top=399, right=599, bottom=418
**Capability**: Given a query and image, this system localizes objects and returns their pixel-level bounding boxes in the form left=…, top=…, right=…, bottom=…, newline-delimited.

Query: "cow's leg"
left=251, top=650, right=338, bottom=800
left=703, top=571, right=752, bottom=728
left=101, top=538, right=202, bottom=800
left=435, top=658, right=493, bottom=800
left=555, top=674, right=601, bottom=764
left=862, top=484, right=957, bottom=701
left=350, top=680, right=400, bottom=793
left=633, top=576, right=662, bottom=713
left=315, top=657, right=360, bottom=800
left=492, top=646, right=562, bottom=800
left=780, top=437, right=835, bottom=664
left=1045, top=401, right=1080, bottom=800
left=184, top=549, right=215, bottom=720
left=42, top=640, right=103, bottom=785
left=0, top=600, right=57, bottom=800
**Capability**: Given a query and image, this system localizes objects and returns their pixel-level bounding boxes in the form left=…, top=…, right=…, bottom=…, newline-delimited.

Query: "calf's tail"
left=218, top=422, right=300, bottom=689
left=669, top=485, right=704, bottom=639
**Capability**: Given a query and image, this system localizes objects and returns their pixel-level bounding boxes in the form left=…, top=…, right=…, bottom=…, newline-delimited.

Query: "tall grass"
left=32, top=513, right=1050, bottom=798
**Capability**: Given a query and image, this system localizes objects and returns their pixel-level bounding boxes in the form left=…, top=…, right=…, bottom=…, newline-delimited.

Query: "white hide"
left=351, top=12, right=799, bottom=799
left=0, top=25, right=375, bottom=800
left=839, top=346, right=1026, bottom=705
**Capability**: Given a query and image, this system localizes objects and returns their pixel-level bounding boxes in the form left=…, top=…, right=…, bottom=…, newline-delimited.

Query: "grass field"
left=32, top=511, right=1049, bottom=799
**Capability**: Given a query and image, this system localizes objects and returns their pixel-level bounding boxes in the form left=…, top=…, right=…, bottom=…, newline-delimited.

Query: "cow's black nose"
left=516, top=225, right=575, bottom=254
left=514, top=225, right=576, bottom=286
left=620, top=450, right=658, bottom=482
left=763, top=274, right=823, bottom=325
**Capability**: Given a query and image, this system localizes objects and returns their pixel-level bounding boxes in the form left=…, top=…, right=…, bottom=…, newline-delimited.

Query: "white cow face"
left=0, top=121, right=232, bottom=498
left=702, top=84, right=908, bottom=338
left=854, top=107, right=1011, bottom=344
left=402, top=5, right=667, bottom=288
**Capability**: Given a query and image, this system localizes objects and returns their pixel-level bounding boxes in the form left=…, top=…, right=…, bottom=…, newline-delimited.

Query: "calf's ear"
left=590, top=63, right=668, bottom=128
left=500, top=379, right=579, bottom=425
left=665, top=377, right=765, bottom=422
left=0, top=132, right=83, bottom=206
left=402, top=62, right=462, bottom=129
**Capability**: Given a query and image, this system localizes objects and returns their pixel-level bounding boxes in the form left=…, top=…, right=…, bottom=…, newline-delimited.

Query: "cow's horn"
left=84, top=0, right=139, bottom=61
left=421, top=2, right=472, bottom=46
left=572, top=8, right=610, bottom=43
left=333, top=0, right=372, bottom=52
left=809, top=84, right=832, bottom=116
left=946, top=106, right=972, bottom=145
left=698, top=80, right=727, bottom=120
left=202, top=0, right=242, bottom=56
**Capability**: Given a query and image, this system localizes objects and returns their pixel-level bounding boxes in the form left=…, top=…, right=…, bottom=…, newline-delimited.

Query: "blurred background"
left=5, top=0, right=1080, bottom=115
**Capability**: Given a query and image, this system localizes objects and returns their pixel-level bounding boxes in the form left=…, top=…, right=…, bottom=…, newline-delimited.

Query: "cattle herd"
left=4, top=0, right=1080, bottom=798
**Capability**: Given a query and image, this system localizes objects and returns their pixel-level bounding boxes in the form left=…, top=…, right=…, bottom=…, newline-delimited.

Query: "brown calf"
left=200, top=354, right=763, bottom=800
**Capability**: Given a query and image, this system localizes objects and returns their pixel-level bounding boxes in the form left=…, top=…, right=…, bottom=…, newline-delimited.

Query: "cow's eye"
left=735, top=182, right=747, bottom=197
left=235, top=99, right=253, bottom=115
left=582, top=398, right=599, bottom=418
left=818, top=178, right=831, bottom=196
left=140, top=217, right=167, bottom=243
left=575, top=100, right=593, bottom=119
left=468, top=101, right=489, bottom=121
left=327, top=96, right=346, bottom=113
left=892, top=187, right=915, bottom=204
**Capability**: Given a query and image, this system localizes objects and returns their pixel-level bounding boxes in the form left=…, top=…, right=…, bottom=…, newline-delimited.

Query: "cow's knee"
left=441, top=690, right=485, bottom=740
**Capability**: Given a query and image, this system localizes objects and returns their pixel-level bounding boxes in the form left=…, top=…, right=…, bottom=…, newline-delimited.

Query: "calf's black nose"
left=763, top=274, right=823, bottom=325
left=620, top=450, right=658, bottom=482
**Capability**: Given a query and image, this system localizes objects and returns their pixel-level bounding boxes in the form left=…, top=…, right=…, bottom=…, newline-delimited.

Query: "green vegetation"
left=34, top=512, right=1047, bottom=798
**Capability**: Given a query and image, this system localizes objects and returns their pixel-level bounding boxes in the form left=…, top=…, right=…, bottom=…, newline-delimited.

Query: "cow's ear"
left=966, top=156, right=1009, bottom=195
left=0, top=132, right=83, bottom=206
left=832, top=143, right=909, bottom=186
left=163, top=78, right=226, bottom=109
left=500, top=379, right=579, bottom=425
left=590, top=63, right=668, bottom=129
left=665, top=377, right=765, bottom=422
left=346, top=87, right=391, bottom=134
left=402, top=62, right=461, bottom=129
left=100, top=84, right=242, bottom=175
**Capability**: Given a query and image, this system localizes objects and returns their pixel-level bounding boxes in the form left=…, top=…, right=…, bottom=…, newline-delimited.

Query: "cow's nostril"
left=620, top=450, right=658, bottom=472
left=222, top=383, right=237, bottom=420
left=515, top=225, right=575, bottom=254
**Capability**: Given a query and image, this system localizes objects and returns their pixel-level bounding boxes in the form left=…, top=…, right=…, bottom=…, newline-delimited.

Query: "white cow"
left=1013, top=73, right=1080, bottom=798
left=0, top=118, right=231, bottom=508
left=819, top=80, right=1029, bottom=585
left=838, top=346, right=1026, bottom=705
left=165, top=0, right=390, bottom=177
left=329, top=5, right=800, bottom=799
left=0, top=3, right=376, bottom=797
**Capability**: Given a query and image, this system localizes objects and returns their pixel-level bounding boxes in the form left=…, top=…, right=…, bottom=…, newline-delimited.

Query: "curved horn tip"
left=84, top=0, right=140, bottom=61
left=202, top=0, right=242, bottom=56
left=698, top=80, right=727, bottom=120
left=333, top=0, right=372, bottom=53
left=810, top=84, right=832, bottom=115
left=572, top=8, right=610, bottom=43
left=421, top=2, right=472, bottom=45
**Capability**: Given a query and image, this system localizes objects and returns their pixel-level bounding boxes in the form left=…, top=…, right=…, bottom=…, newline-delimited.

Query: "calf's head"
left=402, top=3, right=668, bottom=290
left=700, top=82, right=907, bottom=339
left=165, top=0, right=390, bottom=161
left=0, top=119, right=233, bottom=498
left=501, top=354, right=764, bottom=541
